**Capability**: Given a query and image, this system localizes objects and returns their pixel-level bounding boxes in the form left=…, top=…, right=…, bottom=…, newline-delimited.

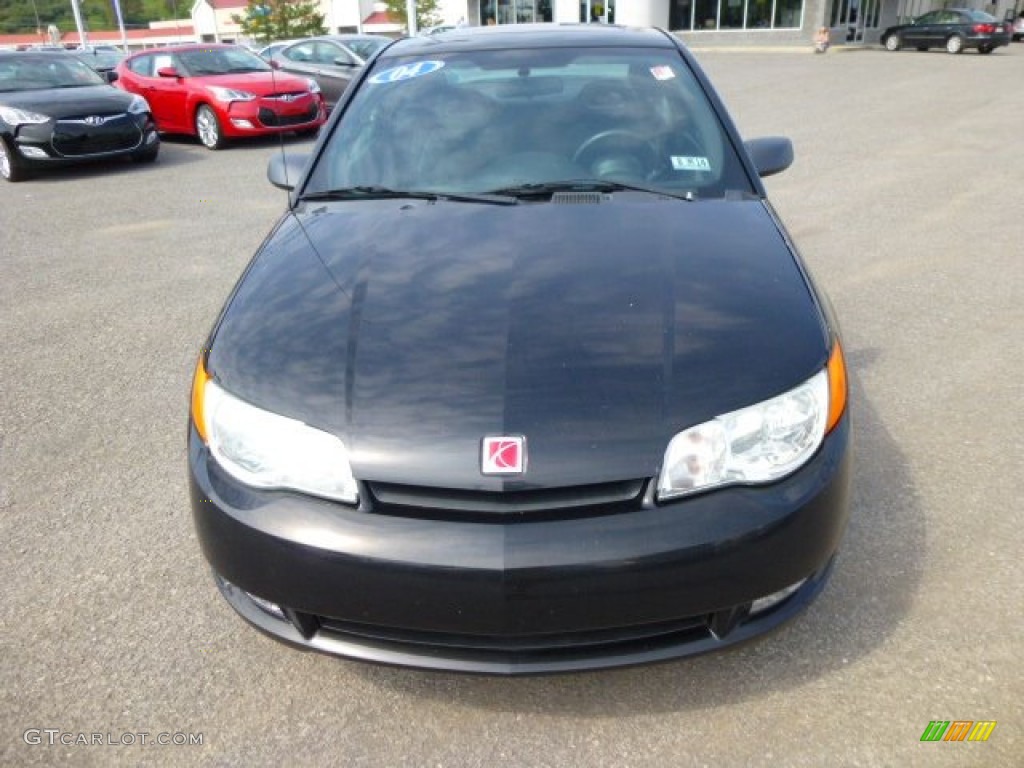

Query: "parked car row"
left=0, top=43, right=332, bottom=181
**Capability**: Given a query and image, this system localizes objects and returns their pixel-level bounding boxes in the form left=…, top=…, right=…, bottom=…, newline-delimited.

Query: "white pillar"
left=406, top=0, right=418, bottom=33
left=554, top=0, right=579, bottom=23
left=616, top=0, right=671, bottom=27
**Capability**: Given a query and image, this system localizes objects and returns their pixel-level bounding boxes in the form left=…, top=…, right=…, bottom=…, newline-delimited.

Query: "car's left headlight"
left=307, top=78, right=320, bottom=94
left=127, top=94, right=151, bottom=114
left=191, top=358, right=358, bottom=504
left=0, top=106, right=50, bottom=126
left=657, top=342, right=847, bottom=501
left=206, top=85, right=257, bottom=103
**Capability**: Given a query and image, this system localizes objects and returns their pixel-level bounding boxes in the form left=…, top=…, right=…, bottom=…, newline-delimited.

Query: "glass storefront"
left=580, top=0, right=615, bottom=23
left=669, top=0, right=804, bottom=29
left=830, top=0, right=881, bottom=41
left=479, top=0, right=554, bottom=24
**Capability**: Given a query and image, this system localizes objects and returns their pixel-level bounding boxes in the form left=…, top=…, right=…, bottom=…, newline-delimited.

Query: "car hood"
left=187, top=71, right=314, bottom=94
left=0, top=85, right=137, bottom=117
left=208, top=197, right=829, bottom=491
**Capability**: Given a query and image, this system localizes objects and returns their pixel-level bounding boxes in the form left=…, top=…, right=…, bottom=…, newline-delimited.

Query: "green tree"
left=232, top=0, right=326, bottom=44
left=385, top=0, right=443, bottom=33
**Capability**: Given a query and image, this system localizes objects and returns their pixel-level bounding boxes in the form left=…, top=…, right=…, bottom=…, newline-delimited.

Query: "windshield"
left=0, top=55, right=106, bottom=92
left=306, top=47, right=754, bottom=199
left=178, top=47, right=272, bottom=76
left=345, top=37, right=389, bottom=60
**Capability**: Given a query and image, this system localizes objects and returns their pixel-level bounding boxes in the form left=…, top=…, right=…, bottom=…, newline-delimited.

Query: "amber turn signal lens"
left=826, top=340, right=847, bottom=433
left=191, top=355, right=210, bottom=443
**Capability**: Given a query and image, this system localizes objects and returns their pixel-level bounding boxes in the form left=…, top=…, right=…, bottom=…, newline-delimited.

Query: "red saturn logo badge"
left=481, top=436, right=526, bottom=475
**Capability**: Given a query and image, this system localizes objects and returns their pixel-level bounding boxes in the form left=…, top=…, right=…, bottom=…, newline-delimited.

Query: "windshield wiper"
left=487, top=179, right=695, bottom=202
left=300, top=186, right=518, bottom=206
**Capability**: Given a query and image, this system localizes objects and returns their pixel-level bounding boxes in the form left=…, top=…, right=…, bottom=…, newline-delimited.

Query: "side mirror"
left=333, top=56, right=356, bottom=68
left=104, top=70, right=118, bottom=83
left=267, top=153, right=310, bottom=191
left=744, top=136, right=794, bottom=178
left=156, top=66, right=180, bottom=79
left=269, top=60, right=281, bottom=70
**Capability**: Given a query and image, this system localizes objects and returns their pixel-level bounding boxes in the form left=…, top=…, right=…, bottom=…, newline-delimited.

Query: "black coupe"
left=0, top=50, right=158, bottom=182
left=189, top=24, right=852, bottom=674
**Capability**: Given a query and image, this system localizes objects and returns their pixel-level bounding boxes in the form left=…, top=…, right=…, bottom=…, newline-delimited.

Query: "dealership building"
left=1, top=0, right=1019, bottom=51
left=444, top=0, right=1022, bottom=45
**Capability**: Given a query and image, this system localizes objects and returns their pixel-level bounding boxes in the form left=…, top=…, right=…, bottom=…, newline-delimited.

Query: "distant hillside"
left=0, top=0, right=185, bottom=34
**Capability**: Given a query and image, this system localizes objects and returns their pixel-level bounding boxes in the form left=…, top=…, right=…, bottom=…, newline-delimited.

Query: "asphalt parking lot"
left=2, top=42, right=1022, bottom=767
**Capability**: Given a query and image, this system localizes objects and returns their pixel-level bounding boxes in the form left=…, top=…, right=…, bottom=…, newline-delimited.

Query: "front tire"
left=131, top=143, right=160, bottom=164
left=946, top=35, right=964, bottom=54
left=0, top=136, right=28, bottom=182
left=884, top=34, right=900, bottom=51
left=195, top=105, right=225, bottom=150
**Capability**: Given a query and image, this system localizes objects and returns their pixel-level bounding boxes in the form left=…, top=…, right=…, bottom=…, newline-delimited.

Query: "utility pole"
left=69, top=0, right=89, bottom=47
left=29, top=0, right=42, bottom=39
left=111, top=0, right=129, bottom=51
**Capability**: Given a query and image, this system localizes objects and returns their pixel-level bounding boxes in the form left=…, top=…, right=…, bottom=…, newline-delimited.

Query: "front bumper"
left=13, top=113, right=158, bottom=166
left=220, top=95, right=325, bottom=137
left=189, top=416, right=851, bottom=674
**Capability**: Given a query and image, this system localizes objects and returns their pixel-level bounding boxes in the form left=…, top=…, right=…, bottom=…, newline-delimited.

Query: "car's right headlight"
left=0, top=106, right=50, bottom=126
left=191, top=357, right=358, bottom=504
left=657, top=342, right=847, bottom=501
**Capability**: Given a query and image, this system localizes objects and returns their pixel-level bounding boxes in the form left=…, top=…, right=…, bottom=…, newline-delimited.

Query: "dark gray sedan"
left=881, top=8, right=1011, bottom=54
left=269, top=35, right=391, bottom=110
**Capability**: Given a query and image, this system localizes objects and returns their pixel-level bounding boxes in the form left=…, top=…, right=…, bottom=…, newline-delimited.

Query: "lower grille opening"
left=366, top=479, right=647, bottom=522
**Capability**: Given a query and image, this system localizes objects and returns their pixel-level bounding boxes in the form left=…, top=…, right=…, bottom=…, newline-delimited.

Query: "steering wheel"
left=572, top=129, right=659, bottom=179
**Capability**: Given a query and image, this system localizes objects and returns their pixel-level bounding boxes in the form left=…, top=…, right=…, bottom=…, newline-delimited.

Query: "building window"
left=671, top=0, right=804, bottom=29
left=773, top=0, right=802, bottom=27
left=480, top=0, right=553, bottom=24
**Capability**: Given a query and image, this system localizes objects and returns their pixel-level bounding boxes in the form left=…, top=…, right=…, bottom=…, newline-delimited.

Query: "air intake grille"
left=365, top=479, right=646, bottom=522
left=550, top=192, right=606, bottom=205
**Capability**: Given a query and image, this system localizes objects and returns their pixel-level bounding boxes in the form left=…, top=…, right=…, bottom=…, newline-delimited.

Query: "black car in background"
left=0, top=51, right=158, bottom=182
left=268, top=35, right=391, bottom=110
left=189, top=24, right=852, bottom=674
left=70, top=46, right=127, bottom=77
left=881, top=8, right=1011, bottom=54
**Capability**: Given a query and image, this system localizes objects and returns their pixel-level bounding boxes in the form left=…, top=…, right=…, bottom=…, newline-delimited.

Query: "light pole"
left=69, top=0, right=89, bottom=47
left=29, top=0, right=42, bottom=38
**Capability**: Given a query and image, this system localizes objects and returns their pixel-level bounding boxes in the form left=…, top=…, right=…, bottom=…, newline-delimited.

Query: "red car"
left=115, top=44, right=325, bottom=149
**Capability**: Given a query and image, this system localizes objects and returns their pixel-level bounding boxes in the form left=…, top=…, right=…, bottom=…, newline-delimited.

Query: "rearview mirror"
left=744, top=137, right=794, bottom=178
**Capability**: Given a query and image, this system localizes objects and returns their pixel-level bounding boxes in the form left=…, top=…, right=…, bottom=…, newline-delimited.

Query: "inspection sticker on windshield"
left=671, top=156, right=711, bottom=171
left=650, top=65, right=675, bottom=81
left=369, top=61, right=445, bottom=84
